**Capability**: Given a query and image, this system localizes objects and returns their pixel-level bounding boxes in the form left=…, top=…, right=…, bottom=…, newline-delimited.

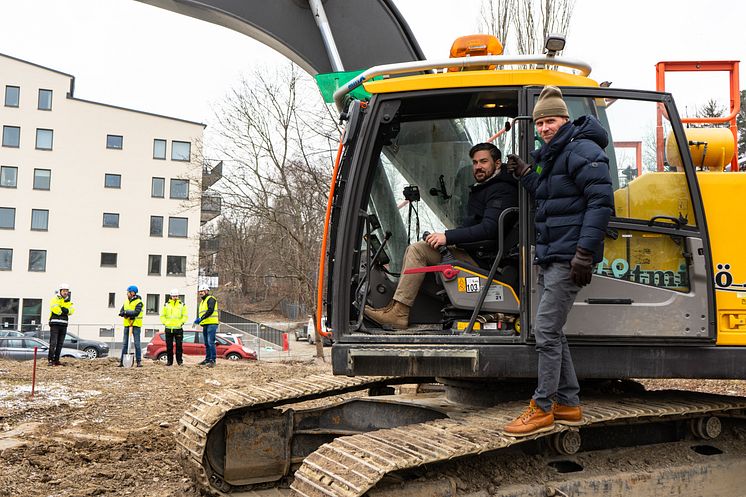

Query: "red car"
left=145, top=331, right=257, bottom=362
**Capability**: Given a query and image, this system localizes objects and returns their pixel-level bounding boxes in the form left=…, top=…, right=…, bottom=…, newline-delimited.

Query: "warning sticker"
left=457, top=278, right=466, bottom=292
left=465, top=277, right=480, bottom=293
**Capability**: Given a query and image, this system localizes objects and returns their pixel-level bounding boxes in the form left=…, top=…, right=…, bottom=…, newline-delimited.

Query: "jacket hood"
left=532, top=115, right=608, bottom=163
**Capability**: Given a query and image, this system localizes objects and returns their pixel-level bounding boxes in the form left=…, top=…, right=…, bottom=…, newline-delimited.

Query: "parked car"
left=306, top=317, right=333, bottom=346
left=0, top=329, right=24, bottom=337
left=23, top=330, right=109, bottom=359
left=144, top=331, right=257, bottom=362
left=294, top=325, right=309, bottom=341
left=0, top=336, right=88, bottom=361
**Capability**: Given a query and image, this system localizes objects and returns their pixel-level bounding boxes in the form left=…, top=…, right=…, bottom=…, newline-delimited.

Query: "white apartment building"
left=0, top=52, right=217, bottom=342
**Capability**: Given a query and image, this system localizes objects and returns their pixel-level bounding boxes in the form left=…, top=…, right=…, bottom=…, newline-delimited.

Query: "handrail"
left=334, top=54, right=593, bottom=110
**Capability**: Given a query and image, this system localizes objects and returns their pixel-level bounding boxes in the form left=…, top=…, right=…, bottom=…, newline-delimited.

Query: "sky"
left=0, top=0, right=743, bottom=128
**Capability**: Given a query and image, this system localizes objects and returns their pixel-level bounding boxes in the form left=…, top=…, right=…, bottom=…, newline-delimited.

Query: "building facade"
left=0, top=53, right=211, bottom=341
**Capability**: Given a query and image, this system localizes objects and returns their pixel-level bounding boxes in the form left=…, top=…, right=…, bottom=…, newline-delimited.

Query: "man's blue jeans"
left=121, top=326, right=142, bottom=363
left=202, top=324, right=218, bottom=363
left=532, top=263, right=581, bottom=412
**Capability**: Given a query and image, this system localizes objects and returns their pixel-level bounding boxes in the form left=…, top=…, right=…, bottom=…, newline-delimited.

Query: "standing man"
left=160, top=289, right=187, bottom=366
left=48, top=283, right=74, bottom=366
left=364, top=143, right=518, bottom=329
left=118, top=285, right=144, bottom=367
left=504, top=86, right=614, bottom=436
left=194, top=284, right=219, bottom=367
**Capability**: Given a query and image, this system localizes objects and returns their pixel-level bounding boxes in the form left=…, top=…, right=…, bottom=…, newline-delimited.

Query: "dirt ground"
left=2, top=355, right=746, bottom=497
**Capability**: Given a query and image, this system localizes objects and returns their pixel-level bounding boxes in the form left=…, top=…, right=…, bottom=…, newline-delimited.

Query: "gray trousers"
left=532, top=262, right=581, bottom=412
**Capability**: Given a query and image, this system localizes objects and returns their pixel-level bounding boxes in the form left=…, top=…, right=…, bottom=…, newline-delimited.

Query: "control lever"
left=422, top=231, right=456, bottom=264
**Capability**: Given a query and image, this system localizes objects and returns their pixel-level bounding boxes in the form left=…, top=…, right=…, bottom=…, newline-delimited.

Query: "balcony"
left=201, top=194, right=222, bottom=224
left=202, top=160, right=223, bottom=191
left=200, top=235, right=220, bottom=256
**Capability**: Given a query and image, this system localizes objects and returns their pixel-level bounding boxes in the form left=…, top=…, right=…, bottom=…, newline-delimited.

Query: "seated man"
left=365, top=142, right=519, bottom=329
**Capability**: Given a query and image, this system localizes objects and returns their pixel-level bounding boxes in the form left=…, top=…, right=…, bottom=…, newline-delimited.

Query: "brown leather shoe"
left=553, top=402, right=583, bottom=426
left=364, top=301, right=409, bottom=329
left=503, top=400, right=555, bottom=437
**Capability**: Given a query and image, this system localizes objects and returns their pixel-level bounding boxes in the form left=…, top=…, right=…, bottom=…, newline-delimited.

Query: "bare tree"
left=479, top=0, right=575, bottom=55
left=209, top=63, right=339, bottom=318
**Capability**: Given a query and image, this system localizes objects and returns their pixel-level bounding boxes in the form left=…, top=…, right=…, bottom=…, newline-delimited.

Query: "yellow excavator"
left=137, top=1, right=746, bottom=495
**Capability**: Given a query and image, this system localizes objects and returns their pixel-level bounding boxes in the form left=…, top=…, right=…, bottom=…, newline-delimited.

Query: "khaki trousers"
left=393, top=241, right=477, bottom=306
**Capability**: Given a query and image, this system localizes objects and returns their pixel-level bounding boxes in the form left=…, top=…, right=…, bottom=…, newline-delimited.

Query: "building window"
left=108, top=292, right=116, bottom=308
left=28, top=249, right=46, bottom=271
left=146, top=294, right=160, bottom=315
left=31, top=209, right=49, bottom=231
left=151, top=177, right=165, bottom=198
left=148, top=254, right=161, bottom=275
left=21, top=299, right=42, bottom=332
left=153, top=139, right=166, bottom=159
left=106, top=134, right=123, bottom=149
left=1, top=166, right=18, bottom=188
left=4, top=86, right=20, bottom=107
left=102, top=213, right=120, bottom=228
left=168, top=217, right=188, bottom=238
left=38, top=89, right=53, bottom=110
left=0, top=207, right=15, bottom=229
left=164, top=293, right=185, bottom=304
left=35, top=129, right=53, bottom=150
left=33, top=169, right=51, bottom=190
left=170, top=179, right=189, bottom=199
left=150, top=215, right=163, bottom=237
left=0, top=248, right=11, bottom=270
left=171, top=141, right=191, bottom=161
left=104, top=173, right=121, bottom=188
left=100, top=252, right=117, bottom=267
left=166, top=255, right=186, bottom=276
left=2, top=126, right=20, bottom=148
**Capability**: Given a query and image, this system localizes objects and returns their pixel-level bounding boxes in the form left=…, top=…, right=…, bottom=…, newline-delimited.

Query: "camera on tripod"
left=403, top=185, right=420, bottom=202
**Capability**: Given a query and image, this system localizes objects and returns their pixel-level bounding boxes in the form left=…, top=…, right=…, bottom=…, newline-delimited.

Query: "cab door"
left=523, top=87, right=714, bottom=341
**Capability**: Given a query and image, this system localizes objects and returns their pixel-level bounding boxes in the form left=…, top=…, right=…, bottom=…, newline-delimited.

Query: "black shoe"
left=54, top=361, right=64, bottom=366
left=165, top=362, right=173, bottom=366
left=117, top=363, right=124, bottom=367
left=48, top=360, right=54, bottom=366
left=177, top=362, right=183, bottom=366
left=206, top=361, right=215, bottom=368
left=136, top=362, right=143, bottom=368
left=198, top=360, right=208, bottom=366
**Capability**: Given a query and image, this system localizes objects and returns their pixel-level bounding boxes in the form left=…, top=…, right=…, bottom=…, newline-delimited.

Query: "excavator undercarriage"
left=176, top=373, right=746, bottom=497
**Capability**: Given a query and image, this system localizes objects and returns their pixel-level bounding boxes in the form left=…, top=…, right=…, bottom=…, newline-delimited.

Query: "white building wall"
left=0, top=53, right=205, bottom=341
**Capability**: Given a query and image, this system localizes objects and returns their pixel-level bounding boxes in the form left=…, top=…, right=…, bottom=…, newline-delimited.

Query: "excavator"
left=137, top=1, right=746, bottom=495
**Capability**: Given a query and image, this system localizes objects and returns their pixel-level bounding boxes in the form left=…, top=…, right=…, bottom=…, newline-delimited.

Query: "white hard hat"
left=59, top=283, right=70, bottom=291
left=170, top=288, right=180, bottom=296
left=198, top=284, right=210, bottom=292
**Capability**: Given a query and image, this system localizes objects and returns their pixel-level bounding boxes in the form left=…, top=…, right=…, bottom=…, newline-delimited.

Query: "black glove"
left=570, top=247, right=594, bottom=287
left=506, top=154, right=531, bottom=178
left=118, top=311, right=126, bottom=317
left=60, top=307, right=69, bottom=315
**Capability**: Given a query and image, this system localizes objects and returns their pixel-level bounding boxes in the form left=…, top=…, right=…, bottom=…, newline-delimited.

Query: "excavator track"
left=176, top=374, right=396, bottom=495
left=290, top=391, right=746, bottom=497
left=175, top=373, right=746, bottom=496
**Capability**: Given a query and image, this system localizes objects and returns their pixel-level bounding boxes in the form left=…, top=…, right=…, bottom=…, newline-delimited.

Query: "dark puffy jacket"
left=445, top=166, right=518, bottom=245
left=521, top=115, right=614, bottom=265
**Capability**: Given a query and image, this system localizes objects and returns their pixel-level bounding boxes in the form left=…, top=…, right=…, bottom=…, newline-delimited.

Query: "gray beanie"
left=533, top=86, right=569, bottom=120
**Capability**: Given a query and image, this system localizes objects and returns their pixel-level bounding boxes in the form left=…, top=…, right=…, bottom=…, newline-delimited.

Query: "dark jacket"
left=522, top=115, right=614, bottom=265
left=445, top=166, right=518, bottom=245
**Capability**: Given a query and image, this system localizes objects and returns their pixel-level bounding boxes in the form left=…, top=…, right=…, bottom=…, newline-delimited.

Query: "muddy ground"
left=1, top=355, right=746, bottom=497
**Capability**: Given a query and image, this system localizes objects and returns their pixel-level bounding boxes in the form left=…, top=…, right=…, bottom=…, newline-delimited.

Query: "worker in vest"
left=160, top=288, right=188, bottom=366
left=194, top=284, right=219, bottom=367
left=48, top=283, right=75, bottom=366
left=118, top=285, right=144, bottom=367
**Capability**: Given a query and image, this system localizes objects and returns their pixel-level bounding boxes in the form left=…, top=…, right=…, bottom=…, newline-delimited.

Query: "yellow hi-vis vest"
left=49, top=295, right=75, bottom=326
left=122, top=297, right=144, bottom=327
left=198, top=295, right=219, bottom=325
left=160, top=299, right=187, bottom=329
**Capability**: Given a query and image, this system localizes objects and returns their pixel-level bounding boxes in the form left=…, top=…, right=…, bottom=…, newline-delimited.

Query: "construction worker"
left=118, top=285, right=144, bottom=367
left=160, top=288, right=187, bottom=366
left=194, top=284, right=219, bottom=367
left=504, top=86, right=614, bottom=436
left=48, top=283, right=75, bottom=366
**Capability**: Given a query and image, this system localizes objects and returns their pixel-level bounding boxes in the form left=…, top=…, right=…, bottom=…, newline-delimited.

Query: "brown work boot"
left=552, top=402, right=583, bottom=426
left=364, top=301, right=409, bottom=329
left=503, top=400, right=555, bottom=437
